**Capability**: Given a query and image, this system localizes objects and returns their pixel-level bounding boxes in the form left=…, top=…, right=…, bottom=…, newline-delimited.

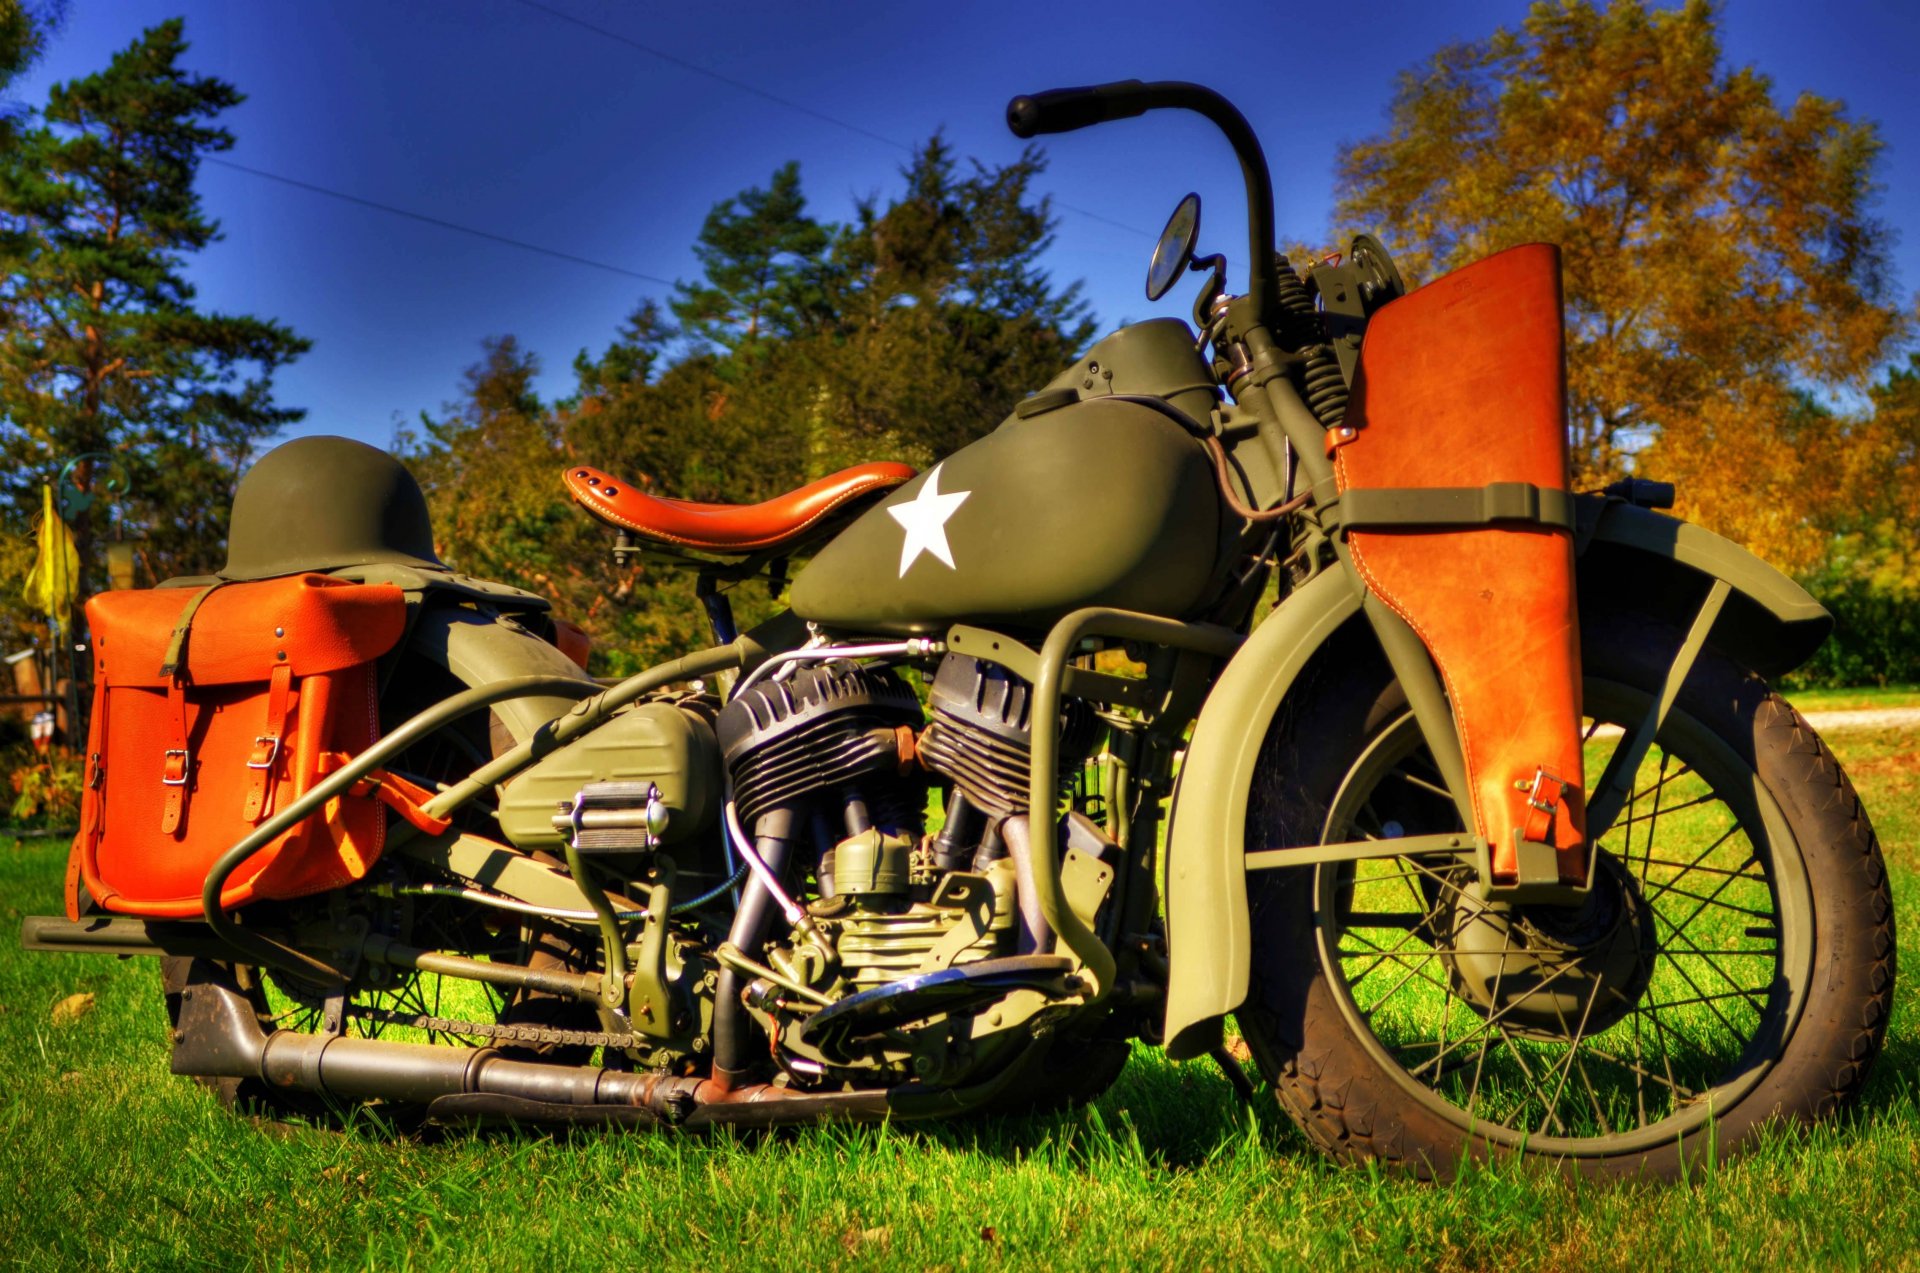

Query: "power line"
left=203, top=156, right=678, bottom=287
left=511, top=0, right=908, bottom=155
left=508, top=0, right=1154, bottom=241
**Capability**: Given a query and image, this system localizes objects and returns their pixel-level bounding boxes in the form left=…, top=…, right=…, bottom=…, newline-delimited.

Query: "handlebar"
left=1006, top=79, right=1277, bottom=320
left=1005, top=81, right=1155, bottom=136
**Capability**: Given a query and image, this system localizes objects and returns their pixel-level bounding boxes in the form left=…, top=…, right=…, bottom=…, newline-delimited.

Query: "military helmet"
left=221, top=435, right=444, bottom=580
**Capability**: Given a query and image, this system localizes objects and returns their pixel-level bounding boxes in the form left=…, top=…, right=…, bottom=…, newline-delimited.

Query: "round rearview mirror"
left=1146, top=192, right=1201, bottom=301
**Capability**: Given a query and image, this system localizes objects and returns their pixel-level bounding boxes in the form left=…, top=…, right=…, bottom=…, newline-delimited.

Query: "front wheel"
left=1239, top=614, right=1895, bottom=1178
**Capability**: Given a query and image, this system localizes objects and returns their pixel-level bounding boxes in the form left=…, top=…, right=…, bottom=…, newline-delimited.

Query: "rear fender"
left=407, top=602, right=595, bottom=746
left=1159, top=501, right=1829, bottom=1060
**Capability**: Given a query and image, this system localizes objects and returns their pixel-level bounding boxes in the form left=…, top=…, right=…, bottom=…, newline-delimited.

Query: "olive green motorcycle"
left=21, top=81, right=1893, bottom=1179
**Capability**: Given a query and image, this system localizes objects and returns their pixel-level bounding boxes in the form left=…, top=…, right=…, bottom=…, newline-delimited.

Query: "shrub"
left=5, top=744, right=83, bottom=830
left=1779, top=582, right=1920, bottom=690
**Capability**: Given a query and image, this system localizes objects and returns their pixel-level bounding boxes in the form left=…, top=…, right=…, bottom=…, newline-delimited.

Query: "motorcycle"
left=21, top=81, right=1894, bottom=1179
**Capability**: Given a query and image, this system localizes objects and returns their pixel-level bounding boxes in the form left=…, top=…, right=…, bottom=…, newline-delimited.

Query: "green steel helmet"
left=220, top=435, right=444, bottom=580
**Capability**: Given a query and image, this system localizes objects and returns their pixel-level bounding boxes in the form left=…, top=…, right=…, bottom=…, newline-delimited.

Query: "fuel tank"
left=789, top=390, right=1223, bottom=635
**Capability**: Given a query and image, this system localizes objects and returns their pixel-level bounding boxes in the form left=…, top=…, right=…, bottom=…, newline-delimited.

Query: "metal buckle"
left=161, top=749, right=190, bottom=786
left=246, top=735, right=280, bottom=770
left=1525, top=767, right=1567, bottom=815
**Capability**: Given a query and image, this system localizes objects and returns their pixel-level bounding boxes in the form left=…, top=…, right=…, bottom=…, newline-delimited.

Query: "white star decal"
left=887, top=462, right=970, bottom=577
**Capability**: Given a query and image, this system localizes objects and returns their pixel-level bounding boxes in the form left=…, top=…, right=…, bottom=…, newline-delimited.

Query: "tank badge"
left=887, top=462, right=970, bottom=576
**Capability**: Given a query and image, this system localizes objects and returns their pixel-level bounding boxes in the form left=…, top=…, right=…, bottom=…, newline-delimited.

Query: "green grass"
left=1784, top=684, right=1920, bottom=713
left=5, top=727, right=1920, bottom=1270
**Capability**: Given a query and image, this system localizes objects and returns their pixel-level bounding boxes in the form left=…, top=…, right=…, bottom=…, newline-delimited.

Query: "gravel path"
left=1590, top=704, right=1920, bottom=740
left=1799, top=706, right=1920, bottom=733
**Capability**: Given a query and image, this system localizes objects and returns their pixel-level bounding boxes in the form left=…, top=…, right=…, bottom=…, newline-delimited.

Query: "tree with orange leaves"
left=1335, top=0, right=1912, bottom=513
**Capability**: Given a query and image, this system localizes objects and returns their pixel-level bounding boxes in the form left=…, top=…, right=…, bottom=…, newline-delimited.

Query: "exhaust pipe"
left=169, top=960, right=892, bottom=1128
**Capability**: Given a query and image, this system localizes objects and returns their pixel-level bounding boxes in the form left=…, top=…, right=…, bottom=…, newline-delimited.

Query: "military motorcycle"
left=21, top=81, right=1893, bottom=1179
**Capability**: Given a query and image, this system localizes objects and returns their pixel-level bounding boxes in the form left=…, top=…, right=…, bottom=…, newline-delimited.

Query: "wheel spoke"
left=1659, top=924, right=1774, bottom=1013
left=1391, top=768, right=1456, bottom=802
left=1338, top=924, right=1434, bottom=991
left=1608, top=791, right=1716, bottom=835
left=1649, top=953, right=1752, bottom=1044
left=1581, top=1041, right=1701, bottom=1101
left=1535, top=971, right=1606, bottom=1135
left=1407, top=956, right=1588, bottom=1080
left=1635, top=854, right=1767, bottom=884
left=1656, top=867, right=1776, bottom=934
left=1573, top=1046, right=1615, bottom=1137
left=1639, top=824, right=1745, bottom=903
left=1626, top=759, right=1696, bottom=809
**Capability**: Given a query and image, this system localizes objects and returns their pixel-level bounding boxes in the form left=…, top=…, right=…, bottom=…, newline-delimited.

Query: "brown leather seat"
left=562, top=461, right=916, bottom=553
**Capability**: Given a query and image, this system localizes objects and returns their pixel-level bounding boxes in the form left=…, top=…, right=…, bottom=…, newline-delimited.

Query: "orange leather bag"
left=69, top=573, right=408, bottom=918
left=1332, top=243, right=1587, bottom=885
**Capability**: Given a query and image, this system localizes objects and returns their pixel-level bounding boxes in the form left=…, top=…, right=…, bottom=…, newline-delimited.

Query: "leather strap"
left=1318, top=480, right=1577, bottom=533
left=316, top=753, right=455, bottom=837
left=1519, top=767, right=1571, bottom=846
left=69, top=674, right=112, bottom=920
left=157, top=582, right=225, bottom=678
left=159, top=675, right=190, bottom=836
left=242, top=662, right=294, bottom=822
left=156, top=581, right=227, bottom=838
left=360, top=768, right=454, bottom=837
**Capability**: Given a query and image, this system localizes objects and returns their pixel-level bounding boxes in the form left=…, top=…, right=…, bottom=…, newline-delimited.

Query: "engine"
left=717, top=660, right=1010, bottom=998
left=713, top=653, right=1102, bottom=1012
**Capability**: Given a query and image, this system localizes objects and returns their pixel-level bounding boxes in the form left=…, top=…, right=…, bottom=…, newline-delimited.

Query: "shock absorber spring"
left=1273, top=254, right=1350, bottom=428
left=1302, top=351, right=1350, bottom=427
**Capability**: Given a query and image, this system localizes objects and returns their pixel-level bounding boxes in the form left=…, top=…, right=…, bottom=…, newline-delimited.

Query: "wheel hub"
left=1441, top=851, right=1656, bottom=1040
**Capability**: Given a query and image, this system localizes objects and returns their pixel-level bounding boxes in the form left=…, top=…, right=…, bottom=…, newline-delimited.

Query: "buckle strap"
left=156, top=581, right=229, bottom=838
left=159, top=677, right=190, bottom=835
left=1519, top=767, right=1570, bottom=846
left=242, top=663, right=294, bottom=823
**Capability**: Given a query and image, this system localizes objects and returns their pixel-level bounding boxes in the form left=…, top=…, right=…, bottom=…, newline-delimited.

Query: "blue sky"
left=15, top=0, right=1920, bottom=452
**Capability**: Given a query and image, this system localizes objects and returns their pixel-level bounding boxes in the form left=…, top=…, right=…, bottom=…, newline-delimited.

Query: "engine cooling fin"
left=917, top=654, right=1098, bottom=819
left=717, top=662, right=923, bottom=828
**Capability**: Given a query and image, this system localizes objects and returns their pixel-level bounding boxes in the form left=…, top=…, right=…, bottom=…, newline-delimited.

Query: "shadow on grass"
left=294, top=1041, right=1313, bottom=1175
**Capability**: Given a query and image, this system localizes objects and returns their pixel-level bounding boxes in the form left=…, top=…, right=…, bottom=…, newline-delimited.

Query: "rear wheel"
left=1239, top=615, right=1895, bottom=1178
left=161, top=679, right=600, bottom=1120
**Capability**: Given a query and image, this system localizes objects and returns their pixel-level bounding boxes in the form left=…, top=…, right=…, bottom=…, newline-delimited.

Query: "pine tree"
left=670, top=161, right=831, bottom=357
left=571, top=297, right=674, bottom=398
left=817, top=136, right=1096, bottom=466
left=0, top=19, right=308, bottom=617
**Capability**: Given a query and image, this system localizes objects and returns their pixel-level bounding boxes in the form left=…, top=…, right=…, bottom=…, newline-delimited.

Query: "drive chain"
left=417, top=1015, right=637, bottom=1049
left=366, top=1008, right=636, bottom=1050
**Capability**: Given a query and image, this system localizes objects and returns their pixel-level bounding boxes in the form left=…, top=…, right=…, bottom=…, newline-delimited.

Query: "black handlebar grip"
left=1006, top=80, right=1153, bottom=137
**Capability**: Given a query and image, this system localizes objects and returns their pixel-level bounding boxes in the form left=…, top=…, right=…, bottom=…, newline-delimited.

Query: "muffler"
left=168, top=959, right=893, bottom=1129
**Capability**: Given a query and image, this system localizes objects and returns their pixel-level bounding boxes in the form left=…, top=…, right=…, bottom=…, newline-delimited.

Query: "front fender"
left=1573, top=498, right=1830, bottom=677
left=1163, top=566, right=1359, bottom=1059
left=1159, top=500, right=1829, bottom=1060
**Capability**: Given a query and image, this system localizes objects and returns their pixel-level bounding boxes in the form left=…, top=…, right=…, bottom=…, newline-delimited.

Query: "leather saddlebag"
left=69, top=573, right=407, bottom=918
left=1332, top=243, right=1587, bottom=885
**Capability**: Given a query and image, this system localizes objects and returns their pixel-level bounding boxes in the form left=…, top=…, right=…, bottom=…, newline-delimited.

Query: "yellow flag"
left=22, top=484, right=79, bottom=621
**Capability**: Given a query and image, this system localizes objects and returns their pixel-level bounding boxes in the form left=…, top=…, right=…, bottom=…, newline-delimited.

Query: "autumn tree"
left=0, top=19, right=308, bottom=611
left=1336, top=0, right=1910, bottom=492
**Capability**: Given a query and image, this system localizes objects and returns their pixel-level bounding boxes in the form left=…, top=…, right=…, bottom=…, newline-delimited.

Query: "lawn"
left=4, top=722, right=1919, bottom=1271
left=1781, top=683, right=1920, bottom=713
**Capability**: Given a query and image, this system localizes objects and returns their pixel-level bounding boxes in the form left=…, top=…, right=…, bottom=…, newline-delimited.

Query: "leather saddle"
left=562, top=462, right=915, bottom=554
